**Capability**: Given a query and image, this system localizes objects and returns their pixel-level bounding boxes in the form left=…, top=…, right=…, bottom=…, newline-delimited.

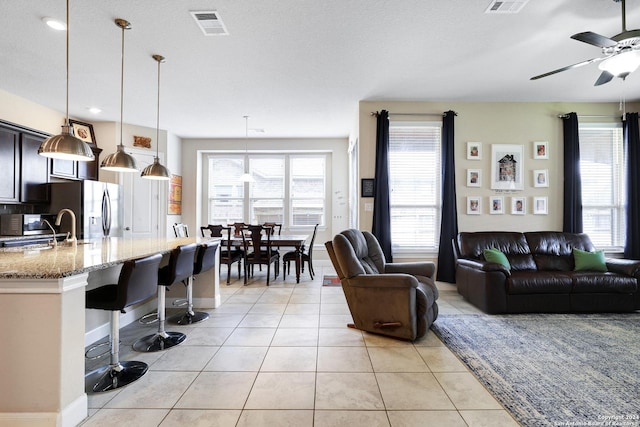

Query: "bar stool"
left=84, top=253, right=163, bottom=393
left=168, top=241, right=218, bottom=325
left=133, top=243, right=197, bottom=352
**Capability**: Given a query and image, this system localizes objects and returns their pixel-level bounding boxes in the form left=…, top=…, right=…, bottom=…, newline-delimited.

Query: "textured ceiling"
left=1, top=0, right=640, bottom=139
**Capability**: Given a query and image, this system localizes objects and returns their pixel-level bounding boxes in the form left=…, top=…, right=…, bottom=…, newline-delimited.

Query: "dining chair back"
left=242, top=225, right=279, bottom=285
left=173, top=223, right=189, bottom=238
left=283, top=224, right=318, bottom=280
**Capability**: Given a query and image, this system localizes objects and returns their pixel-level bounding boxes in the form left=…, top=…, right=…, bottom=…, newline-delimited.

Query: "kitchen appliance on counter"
left=48, top=181, right=123, bottom=239
left=0, top=214, right=58, bottom=236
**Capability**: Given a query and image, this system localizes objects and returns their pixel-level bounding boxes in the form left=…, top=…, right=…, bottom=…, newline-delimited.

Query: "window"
left=579, top=123, right=626, bottom=249
left=208, top=153, right=327, bottom=228
left=388, top=122, right=441, bottom=251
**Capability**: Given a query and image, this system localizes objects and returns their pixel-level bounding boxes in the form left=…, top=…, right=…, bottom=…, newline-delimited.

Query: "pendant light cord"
left=156, top=56, right=162, bottom=159
left=65, top=0, right=70, bottom=124
left=119, top=22, right=125, bottom=148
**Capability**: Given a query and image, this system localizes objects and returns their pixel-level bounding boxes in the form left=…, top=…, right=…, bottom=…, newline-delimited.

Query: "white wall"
left=179, top=137, right=350, bottom=255
left=358, top=101, right=639, bottom=237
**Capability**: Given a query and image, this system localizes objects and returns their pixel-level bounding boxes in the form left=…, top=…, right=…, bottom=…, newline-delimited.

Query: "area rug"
left=432, top=313, right=640, bottom=427
left=322, top=275, right=341, bottom=286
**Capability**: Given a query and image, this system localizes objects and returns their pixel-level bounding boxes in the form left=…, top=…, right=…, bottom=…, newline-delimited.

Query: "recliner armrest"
left=346, top=273, right=418, bottom=289
left=457, top=258, right=511, bottom=276
left=385, top=262, right=435, bottom=278
left=606, top=258, right=640, bottom=277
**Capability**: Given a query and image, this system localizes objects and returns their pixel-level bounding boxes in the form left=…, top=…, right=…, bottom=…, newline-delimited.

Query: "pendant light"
left=141, top=55, right=170, bottom=180
left=38, top=0, right=95, bottom=162
left=101, top=18, right=138, bottom=173
left=239, top=115, right=254, bottom=182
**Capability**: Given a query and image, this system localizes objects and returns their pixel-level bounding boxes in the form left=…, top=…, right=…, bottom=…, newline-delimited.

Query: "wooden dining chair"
left=283, top=224, right=318, bottom=280
left=262, top=222, right=282, bottom=235
left=173, top=223, right=189, bottom=238
left=242, top=224, right=279, bottom=285
left=200, top=224, right=243, bottom=284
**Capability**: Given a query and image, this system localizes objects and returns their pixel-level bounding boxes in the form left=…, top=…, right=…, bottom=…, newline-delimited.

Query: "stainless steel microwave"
left=0, top=214, right=58, bottom=236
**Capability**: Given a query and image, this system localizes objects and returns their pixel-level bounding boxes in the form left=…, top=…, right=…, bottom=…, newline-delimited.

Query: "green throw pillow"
left=573, top=248, right=607, bottom=272
left=483, top=248, right=511, bottom=270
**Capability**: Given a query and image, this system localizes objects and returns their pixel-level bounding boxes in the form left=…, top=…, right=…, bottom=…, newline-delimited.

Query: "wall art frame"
left=533, top=141, right=548, bottom=159
left=467, top=196, right=481, bottom=215
left=466, top=169, right=481, bottom=187
left=534, top=196, right=548, bottom=215
left=533, top=169, right=549, bottom=187
left=511, top=196, right=526, bottom=215
left=489, top=196, right=504, bottom=214
left=467, top=142, right=482, bottom=160
left=491, top=144, right=524, bottom=190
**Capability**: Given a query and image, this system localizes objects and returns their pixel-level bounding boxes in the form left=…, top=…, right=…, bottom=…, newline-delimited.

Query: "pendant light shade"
left=239, top=115, right=254, bottom=182
left=101, top=18, right=138, bottom=173
left=38, top=0, right=94, bottom=162
left=141, top=54, right=170, bottom=180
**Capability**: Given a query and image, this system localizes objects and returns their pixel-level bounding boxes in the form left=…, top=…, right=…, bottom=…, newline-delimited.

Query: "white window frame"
left=578, top=122, right=626, bottom=251
left=388, top=121, right=442, bottom=253
left=207, top=152, right=328, bottom=229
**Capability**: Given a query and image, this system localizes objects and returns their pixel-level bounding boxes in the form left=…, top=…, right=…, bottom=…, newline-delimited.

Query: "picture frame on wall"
left=533, top=141, right=548, bottom=159
left=467, top=196, right=481, bottom=215
left=533, top=169, right=549, bottom=187
left=534, top=197, right=548, bottom=215
left=467, top=142, right=482, bottom=160
left=491, top=144, right=524, bottom=190
left=361, top=178, right=375, bottom=197
left=511, top=197, right=526, bottom=215
left=490, top=196, right=504, bottom=214
left=466, top=169, right=481, bottom=187
left=68, top=119, right=97, bottom=146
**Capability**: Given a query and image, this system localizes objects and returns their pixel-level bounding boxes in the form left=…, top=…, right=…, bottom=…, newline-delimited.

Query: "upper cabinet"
left=0, top=126, right=20, bottom=203
left=50, top=147, right=101, bottom=181
left=20, top=133, right=49, bottom=203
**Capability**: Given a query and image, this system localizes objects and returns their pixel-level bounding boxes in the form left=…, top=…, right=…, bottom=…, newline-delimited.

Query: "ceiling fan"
left=531, top=0, right=640, bottom=85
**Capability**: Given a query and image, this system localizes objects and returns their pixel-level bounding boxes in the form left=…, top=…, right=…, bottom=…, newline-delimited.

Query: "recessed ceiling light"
left=87, top=107, right=102, bottom=114
left=42, top=17, right=66, bottom=31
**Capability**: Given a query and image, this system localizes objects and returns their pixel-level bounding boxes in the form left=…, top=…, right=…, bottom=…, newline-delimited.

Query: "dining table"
left=225, top=233, right=309, bottom=283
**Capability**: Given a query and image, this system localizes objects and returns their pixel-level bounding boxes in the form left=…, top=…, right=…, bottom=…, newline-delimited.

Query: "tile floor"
left=80, top=263, right=519, bottom=427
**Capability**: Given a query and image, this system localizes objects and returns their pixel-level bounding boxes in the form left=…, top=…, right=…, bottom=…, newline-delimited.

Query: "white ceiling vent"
left=190, top=11, right=229, bottom=36
left=485, top=0, right=530, bottom=14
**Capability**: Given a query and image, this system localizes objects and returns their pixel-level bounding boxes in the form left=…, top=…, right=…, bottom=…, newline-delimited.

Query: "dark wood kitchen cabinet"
left=77, top=146, right=102, bottom=180
left=50, top=146, right=101, bottom=180
left=0, top=126, right=20, bottom=203
left=20, top=132, right=50, bottom=203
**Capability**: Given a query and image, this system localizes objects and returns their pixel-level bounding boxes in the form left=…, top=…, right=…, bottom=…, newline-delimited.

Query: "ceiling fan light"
left=598, top=50, right=640, bottom=76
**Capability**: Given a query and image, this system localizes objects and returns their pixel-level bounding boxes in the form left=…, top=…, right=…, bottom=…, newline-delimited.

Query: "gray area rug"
left=432, top=313, right=640, bottom=427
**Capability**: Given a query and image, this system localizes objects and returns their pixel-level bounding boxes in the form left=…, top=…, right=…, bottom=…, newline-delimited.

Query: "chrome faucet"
left=55, top=209, right=77, bottom=246
left=41, top=219, right=58, bottom=247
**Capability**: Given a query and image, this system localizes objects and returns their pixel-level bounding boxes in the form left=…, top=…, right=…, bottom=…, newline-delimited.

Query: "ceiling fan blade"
left=571, top=31, right=618, bottom=48
left=530, top=57, right=605, bottom=80
left=594, top=71, right=615, bottom=86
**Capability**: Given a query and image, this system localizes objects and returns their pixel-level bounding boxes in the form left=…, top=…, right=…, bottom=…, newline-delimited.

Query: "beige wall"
left=358, top=101, right=638, bottom=237
left=179, top=137, right=350, bottom=253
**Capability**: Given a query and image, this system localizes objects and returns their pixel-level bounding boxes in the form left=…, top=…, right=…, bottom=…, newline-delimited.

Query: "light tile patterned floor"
left=81, top=263, right=519, bottom=427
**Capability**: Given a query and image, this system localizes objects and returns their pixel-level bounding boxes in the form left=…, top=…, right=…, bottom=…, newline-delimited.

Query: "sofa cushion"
left=572, top=273, right=637, bottom=294
left=457, top=232, right=536, bottom=271
left=507, top=271, right=573, bottom=294
left=573, top=248, right=607, bottom=272
left=526, top=232, right=596, bottom=271
left=483, top=248, right=511, bottom=270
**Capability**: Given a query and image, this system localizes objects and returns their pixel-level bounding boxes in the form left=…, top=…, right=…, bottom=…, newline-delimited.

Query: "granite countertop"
left=0, top=237, right=220, bottom=279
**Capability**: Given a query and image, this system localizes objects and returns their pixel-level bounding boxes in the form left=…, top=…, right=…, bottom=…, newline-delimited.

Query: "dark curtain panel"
left=562, top=112, right=583, bottom=233
left=624, top=112, right=640, bottom=259
left=436, top=110, right=458, bottom=283
left=372, top=110, right=393, bottom=262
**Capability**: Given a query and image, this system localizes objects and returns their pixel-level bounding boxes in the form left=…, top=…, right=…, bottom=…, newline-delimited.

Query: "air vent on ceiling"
left=485, top=0, right=530, bottom=14
left=190, top=11, right=229, bottom=36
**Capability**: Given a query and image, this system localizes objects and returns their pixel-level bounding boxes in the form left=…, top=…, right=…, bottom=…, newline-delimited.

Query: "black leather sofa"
left=454, top=231, right=640, bottom=314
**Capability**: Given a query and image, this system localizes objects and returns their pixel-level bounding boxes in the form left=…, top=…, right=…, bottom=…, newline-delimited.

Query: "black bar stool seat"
left=133, top=243, right=197, bottom=352
left=84, top=253, right=163, bottom=393
left=168, top=241, right=218, bottom=325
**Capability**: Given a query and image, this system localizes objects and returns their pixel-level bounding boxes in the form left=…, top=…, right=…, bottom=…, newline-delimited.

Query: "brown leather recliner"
left=325, top=229, right=439, bottom=341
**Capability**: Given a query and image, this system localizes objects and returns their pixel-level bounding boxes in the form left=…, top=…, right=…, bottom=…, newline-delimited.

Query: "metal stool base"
left=132, top=331, right=186, bottom=352
left=168, top=311, right=209, bottom=325
left=85, top=361, right=148, bottom=393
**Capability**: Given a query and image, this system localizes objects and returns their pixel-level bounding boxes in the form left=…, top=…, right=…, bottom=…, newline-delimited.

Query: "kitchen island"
left=0, top=236, right=220, bottom=427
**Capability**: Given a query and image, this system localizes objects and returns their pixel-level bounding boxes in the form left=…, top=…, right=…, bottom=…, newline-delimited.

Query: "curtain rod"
left=558, top=114, right=622, bottom=119
left=370, top=111, right=456, bottom=117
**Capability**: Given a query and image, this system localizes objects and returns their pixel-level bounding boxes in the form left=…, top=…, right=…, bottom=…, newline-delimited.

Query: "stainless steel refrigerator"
left=48, top=181, right=123, bottom=239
